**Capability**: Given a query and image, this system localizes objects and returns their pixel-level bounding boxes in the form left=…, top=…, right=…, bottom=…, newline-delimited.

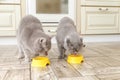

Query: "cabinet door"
left=42, top=24, right=57, bottom=35
left=0, top=5, right=21, bottom=36
left=81, top=0, right=120, bottom=6
left=0, top=0, right=20, bottom=4
left=81, top=7, right=119, bottom=34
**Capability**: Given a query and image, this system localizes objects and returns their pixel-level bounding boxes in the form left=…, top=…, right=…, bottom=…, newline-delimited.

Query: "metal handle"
left=48, top=30, right=56, bottom=33
left=99, top=8, right=108, bottom=11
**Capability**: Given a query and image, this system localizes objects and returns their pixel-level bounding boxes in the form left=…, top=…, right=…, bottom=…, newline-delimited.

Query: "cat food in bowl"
left=67, top=54, right=84, bottom=64
left=31, top=56, right=50, bottom=67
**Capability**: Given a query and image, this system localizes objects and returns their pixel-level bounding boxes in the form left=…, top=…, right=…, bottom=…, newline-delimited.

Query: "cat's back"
left=17, top=15, right=43, bottom=41
left=56, top=17, right=76, bottom=42
left=57, top=17, right=76, bottom=35
left=59, top=17, right=74, bottom=27
left=20, top=15, right=40, bottom=26
left=58, top=17, right=76, bottom=31
left=18, top=15, right=41, bottom=31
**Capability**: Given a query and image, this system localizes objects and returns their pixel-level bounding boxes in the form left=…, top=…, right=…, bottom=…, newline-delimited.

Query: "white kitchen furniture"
left=77, top=0, right=120, bottom=34
left=0, top=0, right=21, bottom=36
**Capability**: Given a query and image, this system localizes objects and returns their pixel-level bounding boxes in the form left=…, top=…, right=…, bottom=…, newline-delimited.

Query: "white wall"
left=0, top=37, right=17, bottom=45
left=0, top=35, right=120, bottom=45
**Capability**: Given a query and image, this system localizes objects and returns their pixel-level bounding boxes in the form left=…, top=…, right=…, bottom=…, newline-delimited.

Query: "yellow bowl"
left=67, top=54, right=84, bottom=64
left=31, top=56, right=50, bottom=67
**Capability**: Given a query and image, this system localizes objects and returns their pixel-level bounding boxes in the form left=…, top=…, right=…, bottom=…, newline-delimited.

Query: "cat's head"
left=64, top=35, right=84, bottom=54
left=33, top=37, right=51, bottom=56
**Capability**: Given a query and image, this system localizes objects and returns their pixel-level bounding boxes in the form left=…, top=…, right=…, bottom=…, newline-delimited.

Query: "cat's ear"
left=39, top=37, right=46, bottom=43
left=80, top=37, right=85, bottom=47
left=80, top=37, right=83, bottom=43
left=66, top=37, right=71, bottom=44
left=49, top=35, right=54, bottom=39
left=67, top=39, right=70, bottom=44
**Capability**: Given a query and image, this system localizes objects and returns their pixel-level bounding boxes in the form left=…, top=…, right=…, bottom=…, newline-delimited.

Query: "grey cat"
left=56, top=17, right=84, bottom=59
left=17, top=15, right=51, bottom=62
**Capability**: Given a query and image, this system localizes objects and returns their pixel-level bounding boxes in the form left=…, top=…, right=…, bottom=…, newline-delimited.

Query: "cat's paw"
left=64, top=54, right=67, bottom=58
left=21, top=60, right=31, bottom=64
left=25, top=58, right=31, bottom=62
left=58, top=55, right=64, bottom=59
left=17, top=54, right=24, bottom=59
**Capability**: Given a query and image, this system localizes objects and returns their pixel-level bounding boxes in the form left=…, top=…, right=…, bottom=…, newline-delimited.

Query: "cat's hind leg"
left=17, top=44, right=25, bottom=59
left=57, top=44, right=66, bottom=59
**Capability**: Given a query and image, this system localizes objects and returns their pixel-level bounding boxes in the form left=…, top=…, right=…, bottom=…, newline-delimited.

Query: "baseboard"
left=0, top=37, right=17, bottom=45
left=82, top=35, right=120, bottom=42
left=0, top=35, right=120, bottom=45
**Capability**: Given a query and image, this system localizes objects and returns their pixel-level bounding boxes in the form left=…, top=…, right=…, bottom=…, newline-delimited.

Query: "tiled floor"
left=0, top=42, right=120, bottom=80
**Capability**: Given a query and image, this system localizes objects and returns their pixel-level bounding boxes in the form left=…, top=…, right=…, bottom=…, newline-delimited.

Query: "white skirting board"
left=0, top=35, right=120, bottom=45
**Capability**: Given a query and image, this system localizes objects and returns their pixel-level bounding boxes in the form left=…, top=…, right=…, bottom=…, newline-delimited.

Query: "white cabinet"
left=81, top=0, right=120, bottom=6
left=81, top=7, right=119, bottom=34
left=0, top=5, right=21, bottom=36
left=77, top=0, right=120, bottom=34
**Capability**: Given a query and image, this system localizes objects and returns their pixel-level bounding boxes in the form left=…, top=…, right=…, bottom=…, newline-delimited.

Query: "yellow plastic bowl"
left=67, top=54, right=84, bottom=64
left=31, top=56, right=50, bottom=67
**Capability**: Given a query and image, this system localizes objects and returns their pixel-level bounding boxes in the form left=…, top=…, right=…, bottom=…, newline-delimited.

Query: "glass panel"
left=36, top=0, right=68, bottom=14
